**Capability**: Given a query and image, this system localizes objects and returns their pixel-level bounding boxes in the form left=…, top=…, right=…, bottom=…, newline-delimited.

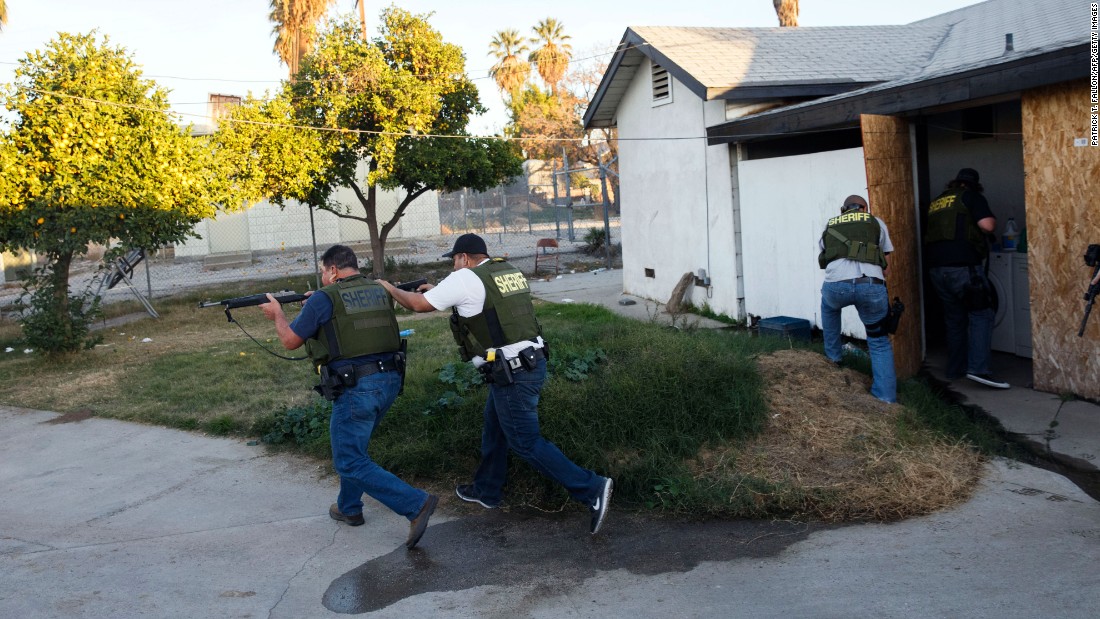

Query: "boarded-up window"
left=652, top=64, right=671, bottom=104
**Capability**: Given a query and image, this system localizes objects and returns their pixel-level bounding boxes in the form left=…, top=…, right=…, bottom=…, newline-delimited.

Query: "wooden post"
left=860, top=114, right=921, bottom=379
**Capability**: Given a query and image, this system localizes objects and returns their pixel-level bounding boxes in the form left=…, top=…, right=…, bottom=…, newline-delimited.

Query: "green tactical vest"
left=924, top=188, right=988, bottom=259
left=818, top=211, right=887, bottom=269
left=451, top=259, right=541, bottom=358
left=304, top=274, right=400, bottom=367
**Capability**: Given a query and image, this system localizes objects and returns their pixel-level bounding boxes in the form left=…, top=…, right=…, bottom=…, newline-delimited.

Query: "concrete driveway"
left=2, top=404, right=1099, bottom=618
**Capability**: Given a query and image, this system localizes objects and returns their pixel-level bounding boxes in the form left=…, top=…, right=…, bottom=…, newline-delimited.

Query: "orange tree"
left=225, top=8, right=522, bottom=278
left=0, top=32, right=229, bottom=352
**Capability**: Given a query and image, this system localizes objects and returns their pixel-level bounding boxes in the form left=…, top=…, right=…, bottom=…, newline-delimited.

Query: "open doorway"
left=914, top=100, right=1034, bottom=384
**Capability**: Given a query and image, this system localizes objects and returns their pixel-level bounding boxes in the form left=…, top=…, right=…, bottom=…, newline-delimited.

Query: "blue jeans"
left=928, top=266, right=994, bottom=379
left=821, top=280, right=897, bottom=403
left=330, top=370, right=428, bottom=520
left=469, top=358, right=603, bottom=506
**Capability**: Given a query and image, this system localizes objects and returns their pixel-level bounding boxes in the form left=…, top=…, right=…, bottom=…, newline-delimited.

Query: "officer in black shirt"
left=924, top=168, right=1010, bottom=389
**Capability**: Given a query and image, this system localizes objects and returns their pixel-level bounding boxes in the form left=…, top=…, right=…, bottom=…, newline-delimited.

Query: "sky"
left=0, top=0, right=987, bottom=135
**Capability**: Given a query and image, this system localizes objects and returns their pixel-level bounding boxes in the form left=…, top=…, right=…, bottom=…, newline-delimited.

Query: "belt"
left=351, top=357, right=400, bottom=379
left=504, top=346, right=547, bottom=371
left=850, top=276, right=884, bottom=285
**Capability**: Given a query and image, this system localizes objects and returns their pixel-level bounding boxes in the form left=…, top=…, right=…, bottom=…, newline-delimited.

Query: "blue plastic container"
left=758, top=316, right=812, bottom=341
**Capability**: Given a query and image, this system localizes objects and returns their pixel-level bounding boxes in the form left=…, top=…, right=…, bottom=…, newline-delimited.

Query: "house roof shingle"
left=584, top=0, right=1088, bottom=132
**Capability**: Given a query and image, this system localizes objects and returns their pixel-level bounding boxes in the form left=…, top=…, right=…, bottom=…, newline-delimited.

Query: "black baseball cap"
left=955, top=168, right=980, bottom=184
left=442, top=233, right=488, bottom=258
left=841, top=195, right=868, bottom=212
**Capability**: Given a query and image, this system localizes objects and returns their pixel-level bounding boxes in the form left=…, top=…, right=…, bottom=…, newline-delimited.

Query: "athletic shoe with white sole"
left=589, top=477, right=613, bottom=535
left=966, top=373, right=1010, bottom=389
left=455, top=484, right=500, bottom=509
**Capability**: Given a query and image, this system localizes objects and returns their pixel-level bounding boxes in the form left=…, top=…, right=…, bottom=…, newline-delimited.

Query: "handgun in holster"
left=395, top=339, right=408, bottom=395
left=488, top=357, right=514, bottom=386
left=314, top=365, right=347, bottom=402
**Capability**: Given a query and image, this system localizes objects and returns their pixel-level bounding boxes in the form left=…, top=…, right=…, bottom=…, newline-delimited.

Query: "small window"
left=652, top=64, right=671, bottom=105
left=644, top=268, right=655, bottom=278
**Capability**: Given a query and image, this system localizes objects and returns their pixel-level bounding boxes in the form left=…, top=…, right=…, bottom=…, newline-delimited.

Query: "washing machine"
left=1013, top=252, right=1032, bottom=358
left=988, top=251, right=1015, bottom=353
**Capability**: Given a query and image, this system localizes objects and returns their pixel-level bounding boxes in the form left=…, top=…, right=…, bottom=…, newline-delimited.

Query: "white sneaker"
left=589, top=477, right=613, bottom=534
left=966, top=373, right=1010, bottom=389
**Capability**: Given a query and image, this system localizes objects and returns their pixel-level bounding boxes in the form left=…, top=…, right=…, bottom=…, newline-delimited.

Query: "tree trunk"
left=366, top=183, right=385, bottom=278
left=51, top=251, right=74, bottom=346
left=357, top=0, right=367, bottom=40
left=774, top=0, right=799, bottom=27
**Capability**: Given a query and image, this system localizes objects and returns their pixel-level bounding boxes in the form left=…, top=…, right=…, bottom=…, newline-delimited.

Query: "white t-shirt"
left=423, top=260, right=544, bottom=363
left=820, top=215, right=894, bottom=283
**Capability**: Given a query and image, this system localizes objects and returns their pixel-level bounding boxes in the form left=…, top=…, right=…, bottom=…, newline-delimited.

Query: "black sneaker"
left=589, top=477, right=613, bottom=535
left=406, top=494, right=438, bottom=549
left=965, top=373, right=1010, bottom=389
left=455, top=484, right=499, bottom=509
left=329, top=503, right=364, bottom=527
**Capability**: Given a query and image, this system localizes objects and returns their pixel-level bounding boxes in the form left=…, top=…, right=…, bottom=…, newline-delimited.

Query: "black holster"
left=314, top=365, right=347, bottom=402
left=488, top=357, right=515, bottom=386
left=395, top=340, right=408, bottom=395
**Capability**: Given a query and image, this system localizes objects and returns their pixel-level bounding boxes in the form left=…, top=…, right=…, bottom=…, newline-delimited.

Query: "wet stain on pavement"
left=323, top=508, right=835, bottom=614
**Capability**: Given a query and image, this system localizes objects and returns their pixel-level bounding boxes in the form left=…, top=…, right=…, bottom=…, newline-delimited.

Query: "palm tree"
left=773, top=0, right=799, bottom=27
left=529, top=18, right=572, bottom=95
left=488, top=29, right=531, bottom=101
left=269, top=0, right=335, bottom=77
left=354, top=0, right=367, bottom=40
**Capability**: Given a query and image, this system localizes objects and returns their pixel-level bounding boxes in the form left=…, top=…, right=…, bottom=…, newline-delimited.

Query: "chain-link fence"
left=0, top=161, right=621, bottom=311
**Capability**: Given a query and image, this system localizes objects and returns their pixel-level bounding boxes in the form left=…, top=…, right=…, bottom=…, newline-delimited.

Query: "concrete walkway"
left=1, top=269, right=1098, bottom=618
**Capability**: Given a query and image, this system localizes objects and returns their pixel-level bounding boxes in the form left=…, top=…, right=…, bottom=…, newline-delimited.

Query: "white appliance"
left=988, top=251, right=1015, bottom=353
left=1013, top=253, right=1032, bottom=358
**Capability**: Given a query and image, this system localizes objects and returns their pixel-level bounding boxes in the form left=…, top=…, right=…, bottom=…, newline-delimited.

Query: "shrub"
left=262, top=400, right=332, bottom=446
left=15, top=266, right=103, bottom=354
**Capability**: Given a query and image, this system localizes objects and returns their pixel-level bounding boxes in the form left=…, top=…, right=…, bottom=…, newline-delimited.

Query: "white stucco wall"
left=738, top=147, right=872, bottom=338
left=175, top=186, right=440, bottom=259
left=616, top=58, right=740, bottom=317
left=925, top=102, right=1026, bottom=235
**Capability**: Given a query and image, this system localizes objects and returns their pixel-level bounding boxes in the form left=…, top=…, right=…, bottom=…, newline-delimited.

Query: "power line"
left=19, top=86, right=1030, bottom=144
left=19, top=86, right=620, bottom=144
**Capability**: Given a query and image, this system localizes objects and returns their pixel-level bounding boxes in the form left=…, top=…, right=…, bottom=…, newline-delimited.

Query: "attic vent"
left=651, top=64, right=671, bottom=104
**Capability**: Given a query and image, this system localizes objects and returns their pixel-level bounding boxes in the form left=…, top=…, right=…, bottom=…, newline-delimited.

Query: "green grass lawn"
left=0, top=276, right=1009, bottom=520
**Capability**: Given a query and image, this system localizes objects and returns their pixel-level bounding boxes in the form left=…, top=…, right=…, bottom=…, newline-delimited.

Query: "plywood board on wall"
left=1022, top=80, right=1100, bottom=400
left=861, top=114, right=921, bottom=379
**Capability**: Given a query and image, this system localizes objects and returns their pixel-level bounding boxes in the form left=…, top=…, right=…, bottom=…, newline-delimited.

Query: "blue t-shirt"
left=289, top=291, right=390, bottom=370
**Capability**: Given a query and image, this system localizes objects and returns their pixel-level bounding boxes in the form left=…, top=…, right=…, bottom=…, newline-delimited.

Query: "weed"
left=262, top=400, right=331, bottom=446
left=684, top=302, right=744, bottom=327
left=549, top=348, right=606, bottom=381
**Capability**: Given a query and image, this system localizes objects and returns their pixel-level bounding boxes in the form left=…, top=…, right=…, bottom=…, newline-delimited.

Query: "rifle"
left=199, top=290, right=309, bottom=322
left=198, top=279, right=425, bottom=319
left=1079, top=244, right=1100, bottom=337
left=394, top=278, right=428, bottom=293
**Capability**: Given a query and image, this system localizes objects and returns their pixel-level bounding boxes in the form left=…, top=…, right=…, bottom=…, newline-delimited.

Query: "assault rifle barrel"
left=198, top=291, right=308, bottom=310
left=394, top=278, right=428, bottom=293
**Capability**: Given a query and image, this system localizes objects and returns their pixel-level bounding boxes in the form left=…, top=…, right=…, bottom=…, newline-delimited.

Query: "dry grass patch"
left=703, top=349, right=983, bottom=522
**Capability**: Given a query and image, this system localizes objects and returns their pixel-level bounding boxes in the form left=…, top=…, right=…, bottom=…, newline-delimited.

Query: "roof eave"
left=583, top=28, right=713, bottom=130
left=706, top=45, right=1088, bottom=144
left=707, top=81, right=881, bottom=101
